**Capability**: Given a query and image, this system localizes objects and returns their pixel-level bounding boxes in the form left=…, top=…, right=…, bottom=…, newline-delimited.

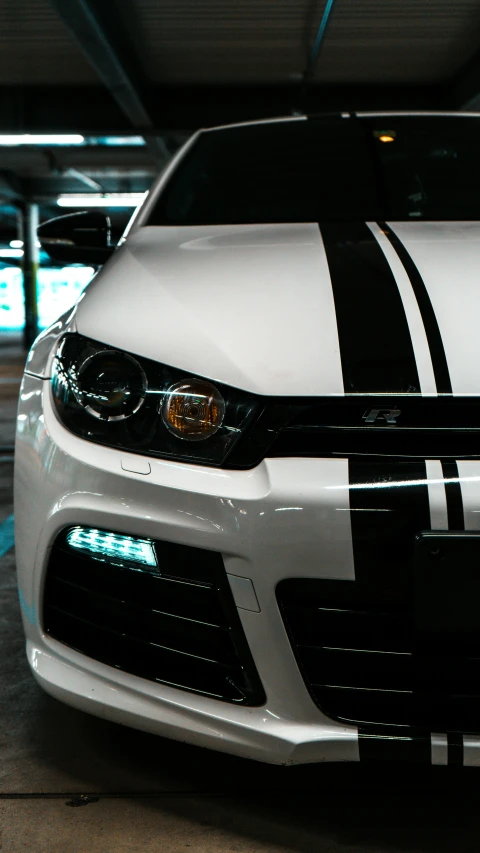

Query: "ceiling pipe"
left=64, top=167, right=105, bottom=191
left=43, top=148, right=105, bottom=192
left=298, top=0, right=337, bottom=110
left=307, top=0, right=336, bottom=79
left=50, top=0, right=169, bottom=166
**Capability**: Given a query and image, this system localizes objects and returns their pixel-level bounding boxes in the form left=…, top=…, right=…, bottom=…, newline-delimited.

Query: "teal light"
left=84, top=136, right=146, bottom=146
left=66, top=527, right=157, bottom=569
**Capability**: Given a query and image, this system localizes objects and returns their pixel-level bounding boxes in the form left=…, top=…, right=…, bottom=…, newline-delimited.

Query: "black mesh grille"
left=43, top=532, right=265, bottom=705
left=277, top=578, right=480, bottom=733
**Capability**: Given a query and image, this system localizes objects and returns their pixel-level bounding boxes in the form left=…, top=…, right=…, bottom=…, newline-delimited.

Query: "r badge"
left=363, top=407, right=401, bottom=425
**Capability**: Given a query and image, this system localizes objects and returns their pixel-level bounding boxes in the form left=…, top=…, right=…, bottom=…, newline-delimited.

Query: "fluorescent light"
left=0, top=248, right=23, bottom=258
left=85, top=135, right=146, bottom=146
left=0, top=134, right=84, bottom=146
left=66, top=526, right=158, bottom=569
left=9, top=240, right=41, bottom=248
left=57, top=192, right=147, bottom=208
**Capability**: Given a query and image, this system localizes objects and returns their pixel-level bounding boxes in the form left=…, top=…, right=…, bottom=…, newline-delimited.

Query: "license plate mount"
left=414, top=531, right=480, bottom=633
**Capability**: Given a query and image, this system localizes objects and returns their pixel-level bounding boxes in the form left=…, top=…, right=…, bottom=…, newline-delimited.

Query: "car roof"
left=203, top=111, right=480, bottom=134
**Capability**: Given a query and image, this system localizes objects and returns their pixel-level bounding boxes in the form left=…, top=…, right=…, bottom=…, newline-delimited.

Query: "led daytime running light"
left=66, top=527, right=157, bottom=569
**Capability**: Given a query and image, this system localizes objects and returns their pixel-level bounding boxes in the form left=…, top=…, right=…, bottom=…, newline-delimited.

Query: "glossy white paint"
left=27, top=641, right=359, bottom=765
left=16, top=113, right=480, bottom=766
left=25, top=303, right=78, bottom=378
left=227, top=574, right=260, bottom=612
left=431, top=734, right=448, bottom=765
left=455, top=460, right=480, bottom=529
left=425, top=459, right=449, bottom=530
left=367, top=222, right=437, bottom=396
left=18, top=369, right=480, bottom=763
left=462, top=736, right=480, bottom=766
left=121, top=455, right=151, bottom=475
left=357, top=111, right=480, bottom=118
left=75, top=223, right=344, bottom=396
left=386, top=221, right=480, bottom=396
left=14, top=372, right=359, bottom=764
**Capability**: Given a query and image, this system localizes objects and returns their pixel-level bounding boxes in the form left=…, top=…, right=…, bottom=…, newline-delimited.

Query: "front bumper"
left=14, top=373, right=360, bottom=765
left=14, top=373, right=480, bottom=766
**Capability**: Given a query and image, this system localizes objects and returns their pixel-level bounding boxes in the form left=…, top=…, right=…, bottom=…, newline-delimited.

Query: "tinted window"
left=148, top=118, right=380, bottom=225
left=146, top=116, right=480, bottom=225
left=368, top=117, right=480, bottom=220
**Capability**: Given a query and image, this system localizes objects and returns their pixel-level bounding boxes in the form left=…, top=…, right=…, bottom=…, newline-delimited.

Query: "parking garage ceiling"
left=3, top=0, right=480, bottom=88
left=2, top=0, right=480, bottom=239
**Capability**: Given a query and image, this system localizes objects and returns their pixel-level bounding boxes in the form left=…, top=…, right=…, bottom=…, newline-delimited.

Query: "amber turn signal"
left=162, top=379, right=225, bottom=441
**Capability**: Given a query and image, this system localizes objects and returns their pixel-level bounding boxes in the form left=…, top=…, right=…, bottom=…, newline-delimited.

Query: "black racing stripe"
left=319, top=222, right=420, bottom=394
left=350, top=460, right=431, bottom=752
left=378, top=222, right=452, bottom=395
left=441, top=460, right=465, bottom=530
left=358, top=726, right=431, bottom=763
left=447, top=732, right=463, bottom=766
left=349, top=459, right=430, bottom=589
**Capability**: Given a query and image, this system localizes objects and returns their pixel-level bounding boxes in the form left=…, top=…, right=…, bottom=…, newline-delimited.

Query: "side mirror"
left=37, top=211, right=117, bottom=265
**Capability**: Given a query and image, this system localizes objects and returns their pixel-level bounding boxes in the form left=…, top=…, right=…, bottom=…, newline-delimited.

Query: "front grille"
left=43, top=532, right=265, bottom=706
left=268, top=397, right=480, bottom=461
left=277, top=578, right=480, bottom=733
left=226, top=397, right=480, bottom=468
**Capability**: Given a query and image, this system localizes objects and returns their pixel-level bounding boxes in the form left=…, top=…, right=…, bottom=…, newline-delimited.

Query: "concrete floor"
left=2, top=335, right=480, bottom=852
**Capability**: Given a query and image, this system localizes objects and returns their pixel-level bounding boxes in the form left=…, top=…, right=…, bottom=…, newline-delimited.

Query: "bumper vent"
left=43, top=532, right=265, bottom=706
left=277, top=578, right=480, bottom=733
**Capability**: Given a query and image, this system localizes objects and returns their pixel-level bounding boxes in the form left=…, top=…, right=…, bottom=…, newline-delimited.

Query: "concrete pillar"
left=16, top=208, right=24, bottom=245
left=22, top=202, right=39, bottom=350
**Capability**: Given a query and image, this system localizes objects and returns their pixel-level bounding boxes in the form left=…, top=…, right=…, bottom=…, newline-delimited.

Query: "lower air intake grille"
left=277, top=578, right=480, bottom=733
left=43, top=531, right=265, bottom=705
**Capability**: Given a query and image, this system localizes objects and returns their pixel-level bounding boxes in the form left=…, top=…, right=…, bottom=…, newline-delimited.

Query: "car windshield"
left=146, top=116, right=480, bottom=224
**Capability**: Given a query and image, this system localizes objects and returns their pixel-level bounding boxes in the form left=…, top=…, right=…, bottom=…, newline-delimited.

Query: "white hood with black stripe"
left=75, top=220, right=479, bottom=398
left=383, top=221, right=480, bottom=396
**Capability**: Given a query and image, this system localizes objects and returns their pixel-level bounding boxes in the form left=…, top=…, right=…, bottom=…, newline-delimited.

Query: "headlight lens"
left=75, top=350, right=147, bottom=421
left=162, top=379, right=225, bottom=441
left=51, top=334, right=260, bottom=466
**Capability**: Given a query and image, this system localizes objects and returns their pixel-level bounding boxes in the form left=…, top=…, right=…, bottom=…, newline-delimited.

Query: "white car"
left=14, top=113, right=480, bottom=767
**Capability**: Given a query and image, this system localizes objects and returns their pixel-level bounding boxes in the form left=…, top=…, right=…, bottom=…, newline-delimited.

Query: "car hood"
left=75, top=221, right=480, bottom=397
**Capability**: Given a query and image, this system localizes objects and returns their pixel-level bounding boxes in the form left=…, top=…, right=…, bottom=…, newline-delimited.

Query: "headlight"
left=75, top=350, right=147, bottom=421
left=162, top=379, right=225, bottom=441
left=51, top=334, right=260, bottom=466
